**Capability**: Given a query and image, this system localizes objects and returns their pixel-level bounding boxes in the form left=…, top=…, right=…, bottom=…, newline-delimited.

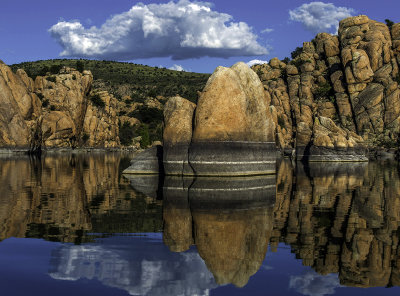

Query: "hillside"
left=10, top=59, right=210, bottom=103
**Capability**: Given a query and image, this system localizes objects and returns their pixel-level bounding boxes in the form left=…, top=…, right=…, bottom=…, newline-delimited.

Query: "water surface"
left=0, top=153, right=400, bottom=296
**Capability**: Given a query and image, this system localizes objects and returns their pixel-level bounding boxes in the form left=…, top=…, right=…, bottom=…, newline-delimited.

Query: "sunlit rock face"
left=163, top=96, right=196, bottom=175
left=253, top=15, right=400, bottom=159
left=0, top=62, right=119, bottom=151
left=154, top=62, right=277, bottom=177
left=272, top=160, right=400, bottom=288
left=48, top=237, right=216, bottom=296
left=189, top=62, right=276, bottom=176
left=162, top=174, right=276, bottom=287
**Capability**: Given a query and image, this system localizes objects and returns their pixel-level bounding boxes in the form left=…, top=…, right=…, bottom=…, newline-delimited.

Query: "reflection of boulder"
left=162, top=175, right=276, bottom=287
left=49, top=236, right=216, bottom=296
left=123, top=174, right=160, bottom=199
left=162, top=176, right=194, bottom=252
left=192, top=206, right=274, bottom=287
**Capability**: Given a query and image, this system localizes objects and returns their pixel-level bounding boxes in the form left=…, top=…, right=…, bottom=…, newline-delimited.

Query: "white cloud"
left=289, top=2, right=354, bottom=34
left=289, top=271, right=342, bottom=296
left=261, top=28, right=274, bottom=34
left=49, top=0, right=268, bottom=60
left=169, top=64, right=185, bottom=71
left=247, top=59, right=268, bottom=67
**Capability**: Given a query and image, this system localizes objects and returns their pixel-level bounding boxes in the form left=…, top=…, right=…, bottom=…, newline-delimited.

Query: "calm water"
left=0, top=153, right=400, bottom=296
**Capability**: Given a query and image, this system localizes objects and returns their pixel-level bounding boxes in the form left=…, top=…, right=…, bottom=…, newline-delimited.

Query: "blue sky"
left=1, top=0, right=399, bottom=73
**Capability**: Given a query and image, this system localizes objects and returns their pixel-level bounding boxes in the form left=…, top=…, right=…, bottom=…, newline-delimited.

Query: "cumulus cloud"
left=289, top=2, right=354, bottom=34
left=247, top=59, right=268, bottom=67
left=49, top=0, right=267, bottom=60
left=169, top=64, right=185, bottom=71
left=289, top=271, right=342, bottom=296
left=261, top=28, right=274, bottom=34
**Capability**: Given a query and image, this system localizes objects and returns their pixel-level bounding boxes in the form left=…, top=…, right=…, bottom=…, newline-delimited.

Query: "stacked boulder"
left=126, top=62, right=277, bottom=176
left=253, top=15, right=400, bottom=161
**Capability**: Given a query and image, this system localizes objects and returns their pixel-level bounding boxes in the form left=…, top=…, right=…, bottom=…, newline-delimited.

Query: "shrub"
left=137, top=124, right=151, bottom=148
left=82, top=133, right=90, bottom=143
left=119, top=121, right=135, bottom=146
left=46, top=76, right=56, bottom=83
left=291, top=46, right=303, bottom=59
left=90, top=94, right=105, bottom=108
left=49, top=64, right=62, bottom=74
left=314, top=82, right=334, bottom=101
left=76, top=60, right=84, bottom=73
left=385, top=19, right=394, bottom=30
left=36, top=92, right=44, bottom=100
left=130, top=106, right=163, bottom=124
left=277, top=115, right=286, bottom=129
left=42, top=99, right=49, bottom=108
left=50, top=105, right=56, bottom=111
left=39, top=66, right=49, bottom=76
left=282, top=57, right=290, bottom=64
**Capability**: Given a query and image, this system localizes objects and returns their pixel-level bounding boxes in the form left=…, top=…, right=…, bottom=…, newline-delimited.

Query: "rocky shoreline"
left=2, top=15, right=400, bottom=163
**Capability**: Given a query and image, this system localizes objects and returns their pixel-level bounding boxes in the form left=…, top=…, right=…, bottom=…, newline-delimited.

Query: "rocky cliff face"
left=253, top=15, right=400, bottom=160
left=0, top=62, right=120, bottom=151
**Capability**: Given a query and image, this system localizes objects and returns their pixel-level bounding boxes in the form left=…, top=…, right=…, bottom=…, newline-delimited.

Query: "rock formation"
left=163, top=96, right=196, bottom=175
left=253, top=15, right=400, bottom=161
left=0, top=63, right=120, bottom=151
left=189, top=62, right=276, bottom=175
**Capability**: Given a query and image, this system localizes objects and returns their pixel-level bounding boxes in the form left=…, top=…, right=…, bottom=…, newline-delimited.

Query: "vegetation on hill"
left=10, top=59, right=210, bottom=103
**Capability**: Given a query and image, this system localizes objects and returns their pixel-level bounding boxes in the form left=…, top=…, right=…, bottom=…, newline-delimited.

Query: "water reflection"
left=163, top=175, right=276, bottom=287
left=273, top=160, right=400, bottom=288
left=0, top=153, right=162, bottom=243
left=49, top=236, right=216, bottom=296
left=0, top=154, right=400, bottom=295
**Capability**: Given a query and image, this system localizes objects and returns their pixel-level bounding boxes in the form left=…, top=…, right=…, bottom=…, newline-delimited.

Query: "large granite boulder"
left=163, top=96, right=196, bottom=175
left=189, top=62, right=276, bottom=176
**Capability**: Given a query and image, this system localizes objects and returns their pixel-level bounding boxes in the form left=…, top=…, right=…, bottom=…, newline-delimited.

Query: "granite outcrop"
left=0, top=62, right=120, bottom=152
left=253, top=15, right=400, bottom=161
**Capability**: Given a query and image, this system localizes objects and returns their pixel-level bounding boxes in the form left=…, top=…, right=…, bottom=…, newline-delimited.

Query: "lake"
left=0, top=152, right=399, bottom=296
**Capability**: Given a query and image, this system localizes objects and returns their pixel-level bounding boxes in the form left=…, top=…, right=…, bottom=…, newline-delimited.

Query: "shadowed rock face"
left=254, top=15, right=400, bottom=160
left=272, top=160, right=400, bottom=288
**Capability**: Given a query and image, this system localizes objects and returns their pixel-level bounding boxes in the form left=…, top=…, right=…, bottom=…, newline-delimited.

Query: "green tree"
left=76, top=60, right=84, bottom=73
left=385, top=19, right=395, bottom=30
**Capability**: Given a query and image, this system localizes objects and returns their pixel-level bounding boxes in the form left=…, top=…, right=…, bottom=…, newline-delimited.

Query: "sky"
left=1, top=0, right=399, bottom=73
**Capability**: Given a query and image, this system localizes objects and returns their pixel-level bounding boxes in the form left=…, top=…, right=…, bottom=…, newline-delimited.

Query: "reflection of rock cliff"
left=273, top=160, right=400, bottom=288
left=0, top=153, right=162, bottom=242
left=0, top=61, right=119, bottom=150
left=49, top=236, right=216, bottom=296
left=162, top=175, right=276, bottom=287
